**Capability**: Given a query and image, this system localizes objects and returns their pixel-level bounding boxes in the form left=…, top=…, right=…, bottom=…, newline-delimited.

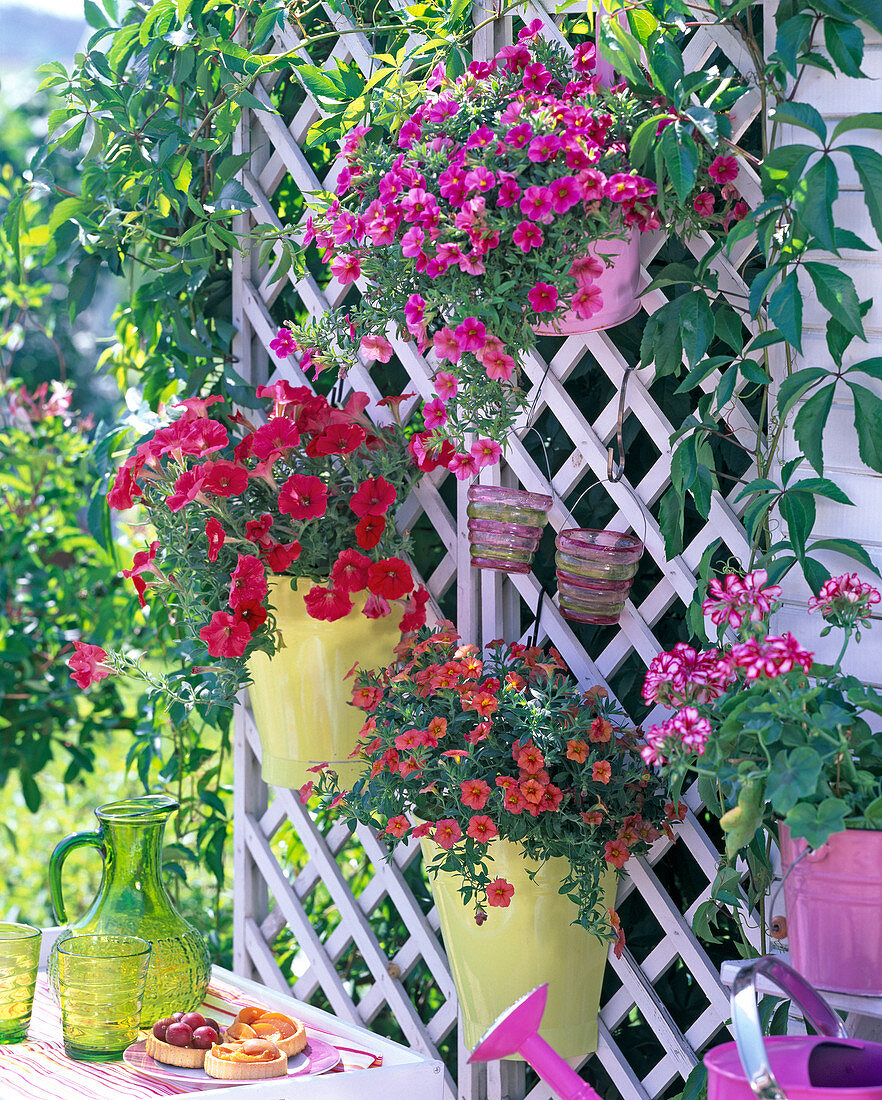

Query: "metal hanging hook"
left=607, top=363, right=636, bottom=483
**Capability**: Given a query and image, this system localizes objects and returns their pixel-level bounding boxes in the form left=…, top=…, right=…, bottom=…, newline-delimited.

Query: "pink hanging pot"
left=467, top=486, right=552, bottom=575
left=778, top=824, right=882, bottom=996
left=555, top=528, right=642, bottom=624
left=705, top=955, right=882, bottom=1099
left=533, top=232, right=641, bottom=336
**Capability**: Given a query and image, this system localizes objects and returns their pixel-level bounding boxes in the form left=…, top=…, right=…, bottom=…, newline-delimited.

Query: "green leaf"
left=824, top=19, right=865, bottom=78
left=215, top=179, right=255, bottom=210
left=762, top=143, right=816, bottom=187
left=779, top=490, right=816, bottom=561
left=804, top=262, right=864, bottom=337
left=648, top=37, right=684, bottom=99
left=847, top=382, right=882, bottom=472
left=776, top=367, right=830, bottom=419
left=683, top=105, right=718, bottom=146
left=657, top=485, right=684, bottom=558
left=678, top=292, right=715, bottom=367
left=839, top=145, right=882, bottom=243
left=771, top=101, right=827, bottom=142
left=784, top=798, right=849, bottom=849
left=790, top=477, right=853, bottom=504
left=802, top=556, right=831, bottom=593
left=767, top=270, right=803, bottom=351
left=775, top=14, right=813, bottom=74
left=660, top=125, right=699, bottom=202
left=640, top=305, right=682, bottom=376
left=846, top=357, right=882, bottom=381
left=792, top=384, right=835, bottom=474
left=675, top=355, right=732, bottom=393
left=808, top=537, right=878, bottom=572
left=714, top=306, right=745, bottom=354
left=767, top=747, right=823, bottom=815
left=629, top=116, right=664, bottom=170
left=831, top=112, right=882, bottom=142
left=748, top=264, right=781, bottom=317
left=793, top=155, right=838, bottom=252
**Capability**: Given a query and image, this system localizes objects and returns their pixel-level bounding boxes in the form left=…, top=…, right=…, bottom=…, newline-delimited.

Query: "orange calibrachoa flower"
left=487, top=878, right=515, bottom=907
left=313, top=626, right=671, bottom=943
left=566, top=739, right=590, bottom=763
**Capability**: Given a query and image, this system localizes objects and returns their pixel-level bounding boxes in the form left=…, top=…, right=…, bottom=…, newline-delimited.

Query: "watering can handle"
left=49, top=829, right=105, bottom=925
left=731, top=956, right=849, bottom=1100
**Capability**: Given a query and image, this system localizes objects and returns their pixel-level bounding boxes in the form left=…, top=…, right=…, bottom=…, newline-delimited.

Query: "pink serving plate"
left=123, top=1035, right=342, bottom=1089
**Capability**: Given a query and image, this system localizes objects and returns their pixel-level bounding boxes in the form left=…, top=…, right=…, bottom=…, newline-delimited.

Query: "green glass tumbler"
left=0, top=923, right=41, bottom=1043
left=57, top=934, right=150, bottom=1062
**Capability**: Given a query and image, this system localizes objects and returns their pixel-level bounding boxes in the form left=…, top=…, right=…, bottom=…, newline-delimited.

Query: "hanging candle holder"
left=467, top=486, right=553, bottom=575
left=555, top=528, right=643, bottom=625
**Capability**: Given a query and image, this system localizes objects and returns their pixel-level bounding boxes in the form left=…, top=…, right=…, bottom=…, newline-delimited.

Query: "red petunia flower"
left=355, top=514, right=385, bottom=550
left=201, top=460, right=248, bottom=497
left=303, top=584, right=353, bottom=621
left=68, top=641, right=113, bottom=689
left=331, top=548, right=371, bottom=592
left=363, top=592, right=391, bottom=619
left=306, top=423, right=366, bottom=457
left=199, top=611, right=252, bottom=658
left=250, top=417, right=301, bottom=459
left=278, top=474, right=328, bottom=521
left=350, top=476, right=397, bottom=518
left=229, top=553, right=268, bottom=610
left=205, top=518, right=225, bottom=563
left=262, top=540, right=301, bottom=572
left=367, top=557, right=413, bottom=600
left=237, top=601, right=268, bottom=631
left=167, top=468, right=206, bottom=512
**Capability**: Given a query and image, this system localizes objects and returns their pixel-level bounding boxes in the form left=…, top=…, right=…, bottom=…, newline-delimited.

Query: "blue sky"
left=0, top=0, right=83, bottom=14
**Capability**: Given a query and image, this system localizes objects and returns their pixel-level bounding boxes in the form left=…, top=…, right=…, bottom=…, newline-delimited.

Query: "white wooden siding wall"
left=769, top=17, right=882, bottom=681
left=229, top=6, right=784, bottom=1098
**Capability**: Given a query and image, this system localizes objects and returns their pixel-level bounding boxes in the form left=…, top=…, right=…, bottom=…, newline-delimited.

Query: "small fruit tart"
left=227, top=1006, right=308, bottom=1057
left=204, top=1038, right=288, bottom=1080
left=146, top=1011, right=223, bottom=1068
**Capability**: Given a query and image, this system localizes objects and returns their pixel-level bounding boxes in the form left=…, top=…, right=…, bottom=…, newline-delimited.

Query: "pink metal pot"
left=706, top=956, right=882, bottom=1100
left=533, top=233, right=641, bottom=336
left=779, top=825, right=882, bottom=995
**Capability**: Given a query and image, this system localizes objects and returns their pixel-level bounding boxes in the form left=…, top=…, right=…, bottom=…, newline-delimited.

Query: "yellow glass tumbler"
left=57, top=934, right=150, bottom=1061
left=0, top=922, right=41, bottom=1043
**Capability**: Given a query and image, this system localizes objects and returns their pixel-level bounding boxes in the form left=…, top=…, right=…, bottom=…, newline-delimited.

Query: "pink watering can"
left=469, top=958, right=882, bottom=1100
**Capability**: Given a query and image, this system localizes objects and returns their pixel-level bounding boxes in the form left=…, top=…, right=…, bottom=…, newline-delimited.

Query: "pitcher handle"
left=731, top=955, right=848, bottom=1100
left=49, top=830, right=105, bottom=924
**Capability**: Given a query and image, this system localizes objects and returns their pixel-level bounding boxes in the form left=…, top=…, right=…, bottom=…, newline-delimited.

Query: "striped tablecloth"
left=0, top=974, right=382, bottom=1100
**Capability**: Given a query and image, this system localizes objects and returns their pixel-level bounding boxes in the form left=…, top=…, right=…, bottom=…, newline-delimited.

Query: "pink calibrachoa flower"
left=808, top=573, right=881, bottom=622
left=520, top=185, right=553, bottom=222
left=460, top=778, right=491, bottom=810
left=487, top=877, right=515, bottom=907
left=454, top=317, right=487, bottom=352
left=709, top=155, right=739, bottom=184
left=693, top=191, right=715, bottom=216
left=703, top=570, right=782, bottom=630
left=385, top=815, right=410, bottom=837
left=432, top=327, right=461, bottom=363
left=447, top=451, right=480, bottom=480
left=470, top=438, right=503, bottom=468
left=573, top=41, right=597, bottom=72
left=548, top=175, right=581, bottom=213
left=570, top=255, right=605, bottom=285
left=423, top=398, right=448, bottom=430
left=727, top=634, right=814, bottom=680
left=68, top=641, right=113, bottom=689
left=592, top=760, right=612, bottom=784
left=434, top=817, right=463, bottom=849
left=330, top=253, right=361, bottom=284
left=478, top=341, right=516, bottom=381
left=360, top=334, right=394, bottom=362
left=571, top=284, right=604, bottom=319
left=269, top=327, right=297, bottom=357
left=512, top=220, right=544, bottom=252
left=527, top=282, right=558, bottom=313
left=434, top=372, right=458, bottom=401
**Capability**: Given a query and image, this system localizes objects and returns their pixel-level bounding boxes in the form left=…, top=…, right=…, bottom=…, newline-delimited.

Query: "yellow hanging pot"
left=247, top=577, right=401, bottom=788
left=422, top=837, right=617, bottom=1058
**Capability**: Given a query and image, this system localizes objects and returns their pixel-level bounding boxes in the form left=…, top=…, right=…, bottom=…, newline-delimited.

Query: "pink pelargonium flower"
left=641, top=707, right=712, bottom=766
left=808, top=573, right=881, bottom=623
left=709, top=155, right=739, bottom=184
left=470, top=438, right=502, bottom=468
left=447, top=451, right=480, bottom=480
left=433, top=327, right=461, bottom=363
left=641, top=643, right=733, bottom=708
left=434, top=372, right=458, bottom=401
left=727, top=633, right=814, bottom=681
left=527, top=282, right=558, bottom=314
left=423, top=398, right=448, bottom=429
left=702, top=570, right=782, bottom=630
left=360, top=334, right=394, bottom=363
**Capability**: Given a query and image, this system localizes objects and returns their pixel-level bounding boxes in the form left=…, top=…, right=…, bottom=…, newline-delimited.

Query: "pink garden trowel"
left=468, top=984, right=602, bottom=1100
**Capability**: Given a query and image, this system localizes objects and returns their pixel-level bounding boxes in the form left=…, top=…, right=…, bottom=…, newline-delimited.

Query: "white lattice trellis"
left=230, top=5, right=770, bottom=1098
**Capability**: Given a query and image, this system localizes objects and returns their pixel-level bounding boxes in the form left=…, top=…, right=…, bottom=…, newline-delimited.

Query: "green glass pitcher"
left=48, top=796, right=211, bottom=1026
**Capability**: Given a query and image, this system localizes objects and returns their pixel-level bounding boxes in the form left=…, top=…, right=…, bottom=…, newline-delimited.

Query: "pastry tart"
left=144, top=1033, right=207, bottom=1069
left=228, top=1006, right=308, bottom=1057
left=204, top=1038, right=288, bottom=1080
